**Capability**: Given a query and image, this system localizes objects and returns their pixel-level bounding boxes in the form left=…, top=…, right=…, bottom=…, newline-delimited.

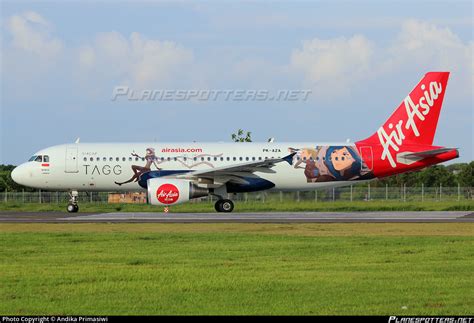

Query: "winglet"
left=282, top=152, right=296, bottom=165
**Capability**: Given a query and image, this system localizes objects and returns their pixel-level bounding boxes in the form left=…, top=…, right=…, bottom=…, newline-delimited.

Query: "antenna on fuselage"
left=75, top=137, right=80, bottom=144
left=268, top=137, right=275, bottom=143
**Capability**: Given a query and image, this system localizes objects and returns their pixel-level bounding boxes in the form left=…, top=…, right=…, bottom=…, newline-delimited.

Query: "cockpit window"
left=29, top=155, right=49, bottom=162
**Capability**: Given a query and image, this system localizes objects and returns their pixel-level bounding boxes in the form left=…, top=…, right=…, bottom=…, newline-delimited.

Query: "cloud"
left=289, top=19, right=472, bottom=100
left=290, top=35, right=375, bottom=96
left=78, top=31, right=194, bottom=89
left=78, top=46, right=95, bottom=68
left=5, top=11, right=62, bottom=58
left=386, top=19, right=473, bottom=98
left=2, top=12, right=65, bottom=102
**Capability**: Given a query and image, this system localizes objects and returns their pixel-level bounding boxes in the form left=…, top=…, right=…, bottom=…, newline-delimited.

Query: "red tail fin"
left=357, top=72, right=450, bottom=169
left=356, top=72, right=454, bottom=173
left=361, top=72, right=449, bottom=146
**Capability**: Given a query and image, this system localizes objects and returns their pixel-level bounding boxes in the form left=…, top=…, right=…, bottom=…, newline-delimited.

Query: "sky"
left=1, top=0, right=473, bottom=165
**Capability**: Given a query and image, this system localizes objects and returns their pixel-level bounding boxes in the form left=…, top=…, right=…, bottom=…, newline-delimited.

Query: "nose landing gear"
left=67, top=190, right=79, bottom=213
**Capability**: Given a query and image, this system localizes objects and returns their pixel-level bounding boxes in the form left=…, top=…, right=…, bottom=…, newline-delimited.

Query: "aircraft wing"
left=174, top=153, right=295, bottom=185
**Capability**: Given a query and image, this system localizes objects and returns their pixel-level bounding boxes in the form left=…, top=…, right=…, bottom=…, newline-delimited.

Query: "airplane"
left=11, top=72, right=459, bottom=213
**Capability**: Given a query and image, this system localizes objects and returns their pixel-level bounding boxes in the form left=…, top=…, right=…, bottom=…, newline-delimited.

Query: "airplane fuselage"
left=12, top=142, right=373, bottom=192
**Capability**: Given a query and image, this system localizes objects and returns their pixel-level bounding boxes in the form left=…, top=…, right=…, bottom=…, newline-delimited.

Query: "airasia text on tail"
left=377, top=80, right=444, bottom=167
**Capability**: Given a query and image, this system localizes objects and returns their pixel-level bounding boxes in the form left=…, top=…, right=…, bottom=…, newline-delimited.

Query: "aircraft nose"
left=11, top=164, right=29, bottom=186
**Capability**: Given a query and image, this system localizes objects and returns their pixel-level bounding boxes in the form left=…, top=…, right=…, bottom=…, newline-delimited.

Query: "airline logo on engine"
left=377, top=81, right=443, bottom=168
left=156, top=183, right=180, bottom=204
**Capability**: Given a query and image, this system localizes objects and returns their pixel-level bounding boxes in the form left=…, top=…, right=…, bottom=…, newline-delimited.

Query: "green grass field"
left=0, top=200, right=473, bottom=213
left=1, top=223, right=473, bottom=315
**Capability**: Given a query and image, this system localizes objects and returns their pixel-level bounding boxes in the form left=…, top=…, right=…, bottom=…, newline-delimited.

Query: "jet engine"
left=147, top=178, right=208, bottom=205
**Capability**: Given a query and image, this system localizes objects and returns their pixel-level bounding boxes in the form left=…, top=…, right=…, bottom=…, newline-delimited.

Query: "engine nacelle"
left=147, top=178, right=208, bottom=206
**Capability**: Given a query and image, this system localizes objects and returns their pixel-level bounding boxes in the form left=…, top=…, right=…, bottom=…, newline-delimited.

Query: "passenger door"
left=65, top=146, right=79, bottom=173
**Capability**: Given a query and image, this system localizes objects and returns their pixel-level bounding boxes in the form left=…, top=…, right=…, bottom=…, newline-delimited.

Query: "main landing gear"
left=211, top=186, right=234, bottom=213
left=214, top=199, right=234, bottom=213
left=67, top=190, right=79, bottom=213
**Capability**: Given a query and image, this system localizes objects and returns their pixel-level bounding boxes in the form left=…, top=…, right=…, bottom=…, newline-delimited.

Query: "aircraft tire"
left=67, top=203, right=79, bottom=213
left=220, top=199, right=234, bottom=213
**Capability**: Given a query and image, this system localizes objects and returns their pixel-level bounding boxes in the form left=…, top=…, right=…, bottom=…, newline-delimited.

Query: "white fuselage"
left=12, top=142, right=364, bottom=192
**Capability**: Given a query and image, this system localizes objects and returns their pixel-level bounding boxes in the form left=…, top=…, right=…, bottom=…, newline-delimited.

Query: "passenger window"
left=220, top=157, right=224, bottom=161
left=90, top=157, right=94, bottom=162
left=193, top=157, right=197, bottom=161
left=83, top=157, right=87, bottom=162
left=226, top=157, right=230, bottom=161
left=239, top=157, right=243, bottom=161
left=122, top=157, right=126, bottom=161
left=129, top=157, right=132, bottom=161
left=258, top=157, right=262, bottom=161
left=103, top=157, right=107, bottom=161
left=207, top=157, right=211, bottom=161
left=109, top=157, right=113, bottom=162
left=233, top=157, right=236, bottom=161
left=96, top=157, right=100, bottom=161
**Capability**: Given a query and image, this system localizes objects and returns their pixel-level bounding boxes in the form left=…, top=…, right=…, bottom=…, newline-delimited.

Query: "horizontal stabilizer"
left=396, top=148, right=457, bottom=165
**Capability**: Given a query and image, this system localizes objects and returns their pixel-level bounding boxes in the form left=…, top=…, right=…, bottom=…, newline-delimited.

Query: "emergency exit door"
left=359, top=146, right=373, bottom=171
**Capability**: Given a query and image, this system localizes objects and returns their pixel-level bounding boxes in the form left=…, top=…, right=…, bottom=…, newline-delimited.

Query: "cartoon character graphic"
left=115, top=148, right=161, bottom=186
left=290, top=146, right=373, bottom=183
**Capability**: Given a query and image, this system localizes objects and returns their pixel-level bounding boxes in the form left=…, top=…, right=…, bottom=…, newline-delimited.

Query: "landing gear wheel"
left=67, top=190, right=79, bottom=213
left=214, top=200, right=222, bottom=212
left=67, top=203, right=78, bottom=213
left=214, top=199, right=234, bottom=213
left=221, top=199, right=234, bottom=212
